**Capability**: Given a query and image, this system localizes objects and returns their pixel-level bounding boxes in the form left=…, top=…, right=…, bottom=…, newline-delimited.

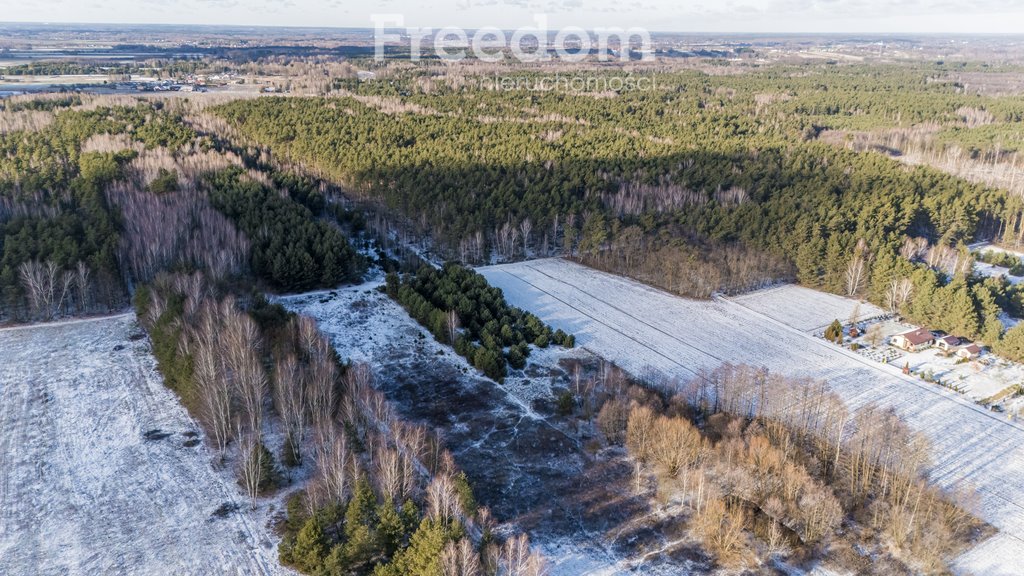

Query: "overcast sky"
left=3, top=0, right=1023, bottom=34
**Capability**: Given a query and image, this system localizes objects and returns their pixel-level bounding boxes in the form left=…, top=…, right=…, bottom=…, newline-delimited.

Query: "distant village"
left=114, top=79, right=209, bottom=92
left=112, top=73, right=238, bottom=93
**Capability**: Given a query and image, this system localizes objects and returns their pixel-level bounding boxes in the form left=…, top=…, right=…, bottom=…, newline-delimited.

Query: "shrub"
left=557, top=390, right=575, bottom=416
left=147, top=168, right=179, bottom=194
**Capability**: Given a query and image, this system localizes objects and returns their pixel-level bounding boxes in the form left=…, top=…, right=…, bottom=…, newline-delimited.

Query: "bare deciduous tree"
left=308, top=356, right=338, bottom=449
left=18, top=260, right=46, bottom=318
left=625, top=404, right=656, bottom=463
left=650, top=415, right=705, bottom=478
left=866, top=323, right=885, bottom=347
left=693, top=498, right=746, bottom=565
left=845, top=242, right=867, bottom=297
left=194, top=302, right=233, bottom=454
left=519, top=218, right=532, bottom=257
left=441, top=538, right=481, bottom=576
left=275, top=353, right=307, bottom=464
left=238, top=426, right=265, bottom=510
left=498, top=533, right=547, bottom=576
left=375, top=443, right=410, bottom=503
left=446, top=310, right=460, bottom=345
left=224, top=309, right=267, bottom=435
left=55, top=270, right=75, bottom=317
left=426, top=474, right=460, bottom=525
left=318, top=432, right=353, bottom=504
left=886, top=277, right=914, bottom=314
left=74, top=261, right=91, bottom=313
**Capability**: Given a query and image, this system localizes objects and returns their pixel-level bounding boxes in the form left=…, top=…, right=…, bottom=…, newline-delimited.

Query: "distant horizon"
left=2, top=20, right=1024, bottom=38
left=2, top=0, right=1023, bottom=36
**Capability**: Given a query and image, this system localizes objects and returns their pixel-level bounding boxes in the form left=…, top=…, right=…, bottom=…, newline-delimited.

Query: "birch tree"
left=194, top=302, right=232, bottom=454
left=275, top=353, right=306, bottom=465
left=74, top=261, right=91, bottom=313
left=498, top=533, right=547, bottom=576
left=441, top=538, right=481, bottom=576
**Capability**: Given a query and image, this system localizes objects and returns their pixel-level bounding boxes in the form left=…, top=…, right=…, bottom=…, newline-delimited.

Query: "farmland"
left=480, top=258, right=1024, bottom=574
left=0, top=315, right=285, bottom=576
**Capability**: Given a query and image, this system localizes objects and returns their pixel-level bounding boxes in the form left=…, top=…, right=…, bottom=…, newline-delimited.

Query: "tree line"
left=586, top=363, right=987, bottom=572
left=385, top=263, right=573, bottom=381
left=212, top=68, right=1024, bottom=354
left=135, top=270, right=547, bottom=576
left=0, top=102, right=191, bottom=320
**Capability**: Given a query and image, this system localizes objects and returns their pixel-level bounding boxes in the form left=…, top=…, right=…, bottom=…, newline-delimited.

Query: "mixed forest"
left=0, top=95, right=364, bottom=321
left=0, top=92, right=561, bottom=574
left=215, top=62, right=1024, bottom=356
left=3, top=56, right=1022, bottom=575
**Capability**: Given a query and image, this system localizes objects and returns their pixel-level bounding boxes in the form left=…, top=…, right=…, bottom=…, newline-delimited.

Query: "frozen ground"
left=480, top=258, right=1024, bottom=575
left=974, top=261, right=1024, bottom=285
left=0, top=314, right=287, bottom=576
left=730, top=284, right=886, bottom=334
left=276, top=286, right=713, bottom=575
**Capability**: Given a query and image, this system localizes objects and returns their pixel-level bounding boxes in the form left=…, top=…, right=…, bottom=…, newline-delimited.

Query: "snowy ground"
left=973, top=261, right=1024, bottom=285
left=480, top=258, right=1024, bottom=575
left=0, top=314, right=287, bottom=576
left=275, top=285, right=713, bottom=576
left=730, top=284, right=886, bottom=334
left=973, top=244, right=1024, bottom=285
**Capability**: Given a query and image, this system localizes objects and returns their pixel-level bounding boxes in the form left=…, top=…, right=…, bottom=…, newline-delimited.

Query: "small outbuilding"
left=957, top=344, right=983, bottom=360
left=891, top=328, right=934, bottom=352
left=936, top=335, right=960, bottom=352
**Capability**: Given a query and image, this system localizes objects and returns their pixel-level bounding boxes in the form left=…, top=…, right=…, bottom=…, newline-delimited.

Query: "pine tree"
left=997, top=323, right=1024, bottom=361
left=795, top=237, right=825, bottom=288
left=291, top=515, right=329, bottom=572
left=947, top=281, right=980, bottom=338
left=375, top=518, right=464, bottom=576
left=377, top=498, right=406, bottom=557
left=343, top=479, right=380, bottom=569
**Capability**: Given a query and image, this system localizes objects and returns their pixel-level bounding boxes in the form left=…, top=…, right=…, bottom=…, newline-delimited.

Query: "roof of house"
left=960, top=343, right=982, bottom=354
left=939, top=335, right=960, bottom=346
left=897, top=328, right=934, bottom=346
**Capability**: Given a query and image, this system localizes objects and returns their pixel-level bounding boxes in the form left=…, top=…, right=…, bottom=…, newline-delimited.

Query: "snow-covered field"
left=0, top=314, right=286, bottom=576
left=731, top=284, right=886, bottom=334
left=480, top=258, right=1024, bottom=575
